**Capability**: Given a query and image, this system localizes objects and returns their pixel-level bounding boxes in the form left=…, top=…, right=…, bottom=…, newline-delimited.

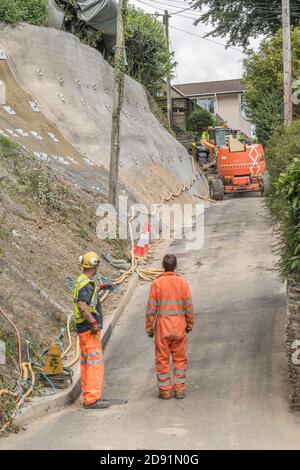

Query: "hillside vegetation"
left=0, top=137, right=127, bottom=427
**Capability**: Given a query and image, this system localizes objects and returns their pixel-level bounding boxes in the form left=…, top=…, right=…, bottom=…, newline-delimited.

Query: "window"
left=197, top=97, right=215, bottom=114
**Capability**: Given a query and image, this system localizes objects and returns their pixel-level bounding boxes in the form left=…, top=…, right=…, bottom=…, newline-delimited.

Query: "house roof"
left=174, top=79, right=245, bottom=97
left=171, top=84, right=185, bottom=98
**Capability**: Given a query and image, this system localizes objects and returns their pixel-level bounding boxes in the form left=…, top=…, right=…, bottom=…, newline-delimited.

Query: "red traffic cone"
left=134, top=222, right=150, bottom=257
left=143, top=222, right=150, bottom=254
left=134, top=235, right=146, bottom=258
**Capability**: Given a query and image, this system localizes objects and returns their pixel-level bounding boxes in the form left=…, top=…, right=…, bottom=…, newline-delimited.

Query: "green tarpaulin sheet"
left=77, top=0, right=117, bottom=52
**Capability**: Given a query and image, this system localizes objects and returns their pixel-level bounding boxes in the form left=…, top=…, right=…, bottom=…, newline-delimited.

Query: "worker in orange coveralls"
left=146, top=254, right=194, bottom=400
left=73, top=252, right=110, bottom=409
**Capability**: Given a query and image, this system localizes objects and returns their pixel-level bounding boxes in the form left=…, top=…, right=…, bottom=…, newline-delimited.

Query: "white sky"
left=130, top=0, right=260, bottom=85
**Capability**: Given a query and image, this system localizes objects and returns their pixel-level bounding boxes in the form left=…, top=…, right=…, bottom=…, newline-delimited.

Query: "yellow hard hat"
left=79, top=251, right=100, bottom=269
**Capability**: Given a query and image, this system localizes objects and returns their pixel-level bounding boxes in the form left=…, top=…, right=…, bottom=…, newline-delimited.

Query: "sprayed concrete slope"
left=0, top=23, right=207, bottom=203
left=0, top=60, right=83, bottom=166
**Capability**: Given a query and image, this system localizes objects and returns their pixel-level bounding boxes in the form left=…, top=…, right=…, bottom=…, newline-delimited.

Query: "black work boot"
left=84, top=399, right=110, bottom=409
left=158, top=391, right=172, bottom=400
left=174, top=391, right=185, bottom=399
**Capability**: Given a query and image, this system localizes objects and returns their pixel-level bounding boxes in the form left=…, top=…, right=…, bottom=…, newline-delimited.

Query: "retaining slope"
left=0, top=23, right=207, bottom=203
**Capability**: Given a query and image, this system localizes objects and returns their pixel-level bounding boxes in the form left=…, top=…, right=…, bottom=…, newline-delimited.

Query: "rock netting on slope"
left=0, top=23, right=207, bottom=203
left=0, top=59, right=83, bottom=167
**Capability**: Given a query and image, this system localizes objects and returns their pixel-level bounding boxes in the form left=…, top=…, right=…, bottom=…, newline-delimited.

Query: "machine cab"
left=209, top=127, right=233, bottom=148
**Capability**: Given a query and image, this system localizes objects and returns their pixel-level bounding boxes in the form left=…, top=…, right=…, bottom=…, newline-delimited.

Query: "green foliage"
left=0, top=136, right=69, bottom=217
left=243, top=29, right=300, bottom=145
left=265, top=119, right=300, bottom=180
left=0, top=327, right=18, bottom=429
left=187, top=108, right=212, bottom=134
left=171, top=123, right=183, bottom=136
left=125, top=6, right=174, bottom=96
left=274, top=158, right=300, bottom=279
left=126, top=7, right=173, bottom=93
left=191, top=0, right=300, bottom=48
left=0, top=135, right=16, bottom=155
left=0, top=0, right=49, bottom=26
left=265, top=120, right=300, bottom=280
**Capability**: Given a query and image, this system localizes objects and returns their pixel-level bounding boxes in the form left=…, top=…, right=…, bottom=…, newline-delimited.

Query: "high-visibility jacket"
left=73, top=274, right=98, bottom=325
left=201, top=131, right=209, bottom=141
left=146, top=272, right=194, bottom=338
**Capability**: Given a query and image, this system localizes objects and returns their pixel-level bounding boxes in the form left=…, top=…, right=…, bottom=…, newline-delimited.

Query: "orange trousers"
left=78, top=330, right=104, bottom=405
left=155, top=334, right=187, bottom=396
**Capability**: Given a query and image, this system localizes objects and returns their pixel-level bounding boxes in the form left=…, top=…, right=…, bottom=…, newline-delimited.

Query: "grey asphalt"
left=1, top=196, right=300, bottom=450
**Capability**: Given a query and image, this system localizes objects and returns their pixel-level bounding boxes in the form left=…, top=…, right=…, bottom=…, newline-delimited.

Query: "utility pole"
left=282, top=0, right=293, bottom=126
left=108, top=0, right=127, bottom=207
left=163, top=10, right=173, bottom=128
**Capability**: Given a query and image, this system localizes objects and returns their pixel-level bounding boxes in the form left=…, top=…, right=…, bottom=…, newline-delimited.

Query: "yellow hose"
left=60, top=156, right=198, bottom=367
left=64, top=335, right=80, bottom=368
left=16, top=363, right=35, bottom=409
left=0, top=154, right=200, bottom=427
left=61, top=314, right=73, bottom=359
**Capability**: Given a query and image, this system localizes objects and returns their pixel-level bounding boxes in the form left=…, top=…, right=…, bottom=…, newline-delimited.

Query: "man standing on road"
left=73, top=251, right=110, bottom=409
left=146, top=254, right=194, bottom=400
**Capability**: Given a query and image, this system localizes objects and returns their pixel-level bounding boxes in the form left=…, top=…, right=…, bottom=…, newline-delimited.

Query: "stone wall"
left=286, top=277, right=300, bottom=409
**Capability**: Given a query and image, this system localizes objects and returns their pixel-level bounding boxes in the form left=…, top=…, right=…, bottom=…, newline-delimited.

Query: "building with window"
left=156, top=82, right=196, bottom=131
left=174, top=79, right=252, bottom=138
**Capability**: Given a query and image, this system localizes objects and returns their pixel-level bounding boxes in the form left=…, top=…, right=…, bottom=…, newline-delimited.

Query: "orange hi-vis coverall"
left=146, top=272, right=194, bottom=396
left=78, top=330, right=104, bottom=405
left=74, top=274, right=104, bottom=406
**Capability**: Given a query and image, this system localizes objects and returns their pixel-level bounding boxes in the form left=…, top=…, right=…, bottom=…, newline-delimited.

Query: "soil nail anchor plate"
left=28, top=101, right=40, bottom=112
left=2, top=105, right=16, bottom=115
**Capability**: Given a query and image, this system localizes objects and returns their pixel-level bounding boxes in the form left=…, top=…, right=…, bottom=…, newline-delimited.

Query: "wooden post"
left=163, top=10, right=173, bottom=128
left=282, top=0, right=293, bottom=126
left=108, top=0, right=127, bottom=207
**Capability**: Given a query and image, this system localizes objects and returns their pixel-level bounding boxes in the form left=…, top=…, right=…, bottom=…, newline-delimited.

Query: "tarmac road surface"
left=1, top=196, right=300, bottom=450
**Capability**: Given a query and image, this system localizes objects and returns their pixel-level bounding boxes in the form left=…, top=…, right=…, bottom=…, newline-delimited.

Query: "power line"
left=135, top=0, right=244, bottom=51
left=136, top=0, right=187, bottom=15
left=135, top=0, right=300, bottom=24
left=135, top=0, right=199, bottom=16
left=170, top=6, right=195, bottom=16
left=169, top=25, right=243, bottom=52
left=135, top=0, right=298, bottom=52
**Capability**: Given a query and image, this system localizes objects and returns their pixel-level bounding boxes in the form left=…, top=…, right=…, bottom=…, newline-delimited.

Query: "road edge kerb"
left=14, top=273, right=139, bottom=427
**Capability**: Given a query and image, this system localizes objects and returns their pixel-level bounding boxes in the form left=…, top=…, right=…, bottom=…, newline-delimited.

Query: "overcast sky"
left=130, top=0, right=257, bottom=85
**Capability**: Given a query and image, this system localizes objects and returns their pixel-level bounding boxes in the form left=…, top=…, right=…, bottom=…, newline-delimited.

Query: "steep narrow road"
left=1, top=196, right=300, bottom=450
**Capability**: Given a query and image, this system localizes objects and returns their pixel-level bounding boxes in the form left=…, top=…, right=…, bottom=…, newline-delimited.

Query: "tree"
left=125, top=6, right=174, bottom=96
left=187, top=108, right=212, bottom=134
left=190, top=0, right=300, bottom=48
left=0, top=0, right=49, bottom=26
left=243, top=29, right=300, bottom=145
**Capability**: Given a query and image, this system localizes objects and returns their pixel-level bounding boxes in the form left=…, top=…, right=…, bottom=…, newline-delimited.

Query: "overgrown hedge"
left=187, top=108, right=212, bottom=135
left=0, top=0, right=49, bottom=26
left=266, top=119, right=300, bottom=280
